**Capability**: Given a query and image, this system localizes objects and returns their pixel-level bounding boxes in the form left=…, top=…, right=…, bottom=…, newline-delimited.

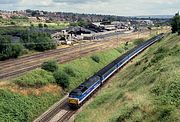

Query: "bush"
left=53, top=70, right=69, bottom=88
left=116, top=104, right=139, bottom=122
left=157, top=105, right=174, bottom=121
left=91, top=55, right=100, bottom=63
left=38, top=23, right=43, bottom=28
left=44, top=24, right=48, bottom=28
left=10, top=21, right=16, bottom=25
left=64, top=66, right=76, bottom=77
left=41, top=60, right=58, bottom=72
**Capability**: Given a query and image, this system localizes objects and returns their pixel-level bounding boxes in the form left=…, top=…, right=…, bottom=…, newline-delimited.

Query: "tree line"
left=0, top=30, right=57, bottom=60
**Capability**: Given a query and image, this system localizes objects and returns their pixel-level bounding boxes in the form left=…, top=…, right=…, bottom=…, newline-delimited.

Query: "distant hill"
left=135, top=15, right=173, bottom=19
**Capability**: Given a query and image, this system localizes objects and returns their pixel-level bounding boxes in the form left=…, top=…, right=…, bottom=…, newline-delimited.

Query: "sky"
left=0, top=0, right=179, bottom=16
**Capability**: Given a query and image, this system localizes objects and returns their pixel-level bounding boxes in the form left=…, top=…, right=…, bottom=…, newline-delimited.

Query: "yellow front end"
left=68, top=98, right=79, bottom=105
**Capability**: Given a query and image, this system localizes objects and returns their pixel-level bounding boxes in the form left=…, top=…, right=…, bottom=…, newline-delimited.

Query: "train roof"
left=69, top=75, right=100, bottom=96
left=96, top=36, right=159, bottom=77
left=97, top=61, right=117, bottom=76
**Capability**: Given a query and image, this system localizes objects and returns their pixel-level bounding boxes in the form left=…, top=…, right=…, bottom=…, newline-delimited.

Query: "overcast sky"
left=0, top=0, right=179, bottom=16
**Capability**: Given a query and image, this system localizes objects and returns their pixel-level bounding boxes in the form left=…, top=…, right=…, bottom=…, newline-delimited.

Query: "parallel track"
left=0, top=30, right=163, bottom=79
left=0, top=40, right=115, bottom=79
left=0, top=41, right=97, bottom=68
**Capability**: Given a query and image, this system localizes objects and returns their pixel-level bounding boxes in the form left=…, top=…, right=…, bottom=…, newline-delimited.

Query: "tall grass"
left=75, top=34, right=180, bottom=122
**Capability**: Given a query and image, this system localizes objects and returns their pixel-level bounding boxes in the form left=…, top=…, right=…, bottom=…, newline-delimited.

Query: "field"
left=0, top=38, right=142, bottom=122
left=75, top=33, right=180, bottom=122
left=0, top=18, right=69, bottom=29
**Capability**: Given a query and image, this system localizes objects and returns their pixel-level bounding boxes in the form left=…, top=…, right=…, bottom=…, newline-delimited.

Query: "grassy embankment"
left=75, top=33, right=180, bottom=122
left=0, top=37, right=147, bottom=122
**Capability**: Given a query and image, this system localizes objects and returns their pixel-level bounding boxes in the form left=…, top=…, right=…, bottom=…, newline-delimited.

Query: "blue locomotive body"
left=68, top=76, right=101, bottom=107
left=68, top=33, right=164, bottom=108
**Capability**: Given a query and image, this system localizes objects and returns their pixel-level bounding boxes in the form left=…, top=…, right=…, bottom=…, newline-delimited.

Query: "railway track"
left=34, top=34, right=164, bottom=122
left=34, top=96, right=77, bottom=122
left=0, top=41, right=97, bottom=68
left=0, top=31, right=146, bottom=69
left=0, top=30, right=164, bottom=79
left=0, top=40, right=115, bottom=79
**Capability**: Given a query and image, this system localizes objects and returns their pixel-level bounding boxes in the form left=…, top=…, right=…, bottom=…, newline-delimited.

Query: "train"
left=68, top=33, right=164, bottom=108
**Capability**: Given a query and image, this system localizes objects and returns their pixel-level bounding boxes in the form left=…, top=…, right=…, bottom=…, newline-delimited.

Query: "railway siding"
left=0, top=30, right=160, bottom=80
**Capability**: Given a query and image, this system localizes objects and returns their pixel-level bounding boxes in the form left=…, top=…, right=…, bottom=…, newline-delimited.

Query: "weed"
left=91, top=55, right=100, bottom=63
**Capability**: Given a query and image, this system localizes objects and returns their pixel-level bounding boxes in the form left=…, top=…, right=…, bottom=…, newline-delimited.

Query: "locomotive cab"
left=68, top=90, right=82, bottom=108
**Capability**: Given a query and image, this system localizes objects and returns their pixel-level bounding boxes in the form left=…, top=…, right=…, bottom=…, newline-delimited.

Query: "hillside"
left=75, top=33, right=180, bottom=122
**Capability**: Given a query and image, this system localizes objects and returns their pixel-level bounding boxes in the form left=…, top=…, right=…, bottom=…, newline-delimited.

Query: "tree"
left=21, top=32, right=57, bottom=51
left=34, top=34, right=56, bottom=51
left=31, top=11, right=37, bottom=17
left=41, top=60, right=58, bottom=72
left=171, top=12, right=180, bottom=34
left=0, top=35, right=23, bottom=60
left=53, top=70, right=69, bottom=88
left=11, top=43, right=24, bottom=58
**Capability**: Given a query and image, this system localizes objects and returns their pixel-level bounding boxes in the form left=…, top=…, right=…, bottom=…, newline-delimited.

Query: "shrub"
left=38, top=23, right=43, bottom=28
left=154, top=47, right=167, bottom=54
left=157, top=105, right=174, bottom=121
left=53, top=70, right=69, bottom=88
left=10, top=21, right=16, bottom=25
left=64, top=66, right=76, bottom=77
left=41, top=60, right=58, bottom=72
left=91, top=55, right=100, bottom=63
left=44, top=24, right=48, bottom=28
left=116, top=104, right=139, bottom=122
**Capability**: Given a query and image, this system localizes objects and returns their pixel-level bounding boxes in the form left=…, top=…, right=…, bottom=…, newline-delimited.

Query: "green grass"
left=0, top=38, right=146, bottom=122
left=0, top=89, right=61, bottom=122
left=14, top=69, right=55, bottom=87
left=0, top=18, right=69, bottom=29
left=75, top=33, right=180, bottom=122
left=13, top=41, right=136, bottom=90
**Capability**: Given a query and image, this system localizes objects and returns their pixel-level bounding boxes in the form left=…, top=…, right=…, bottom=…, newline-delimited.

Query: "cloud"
left=53, top=0, right=109, bottom=4
left=0, top=0, right=21, bottom=4
left=0, top=0, right=179, bottom=16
